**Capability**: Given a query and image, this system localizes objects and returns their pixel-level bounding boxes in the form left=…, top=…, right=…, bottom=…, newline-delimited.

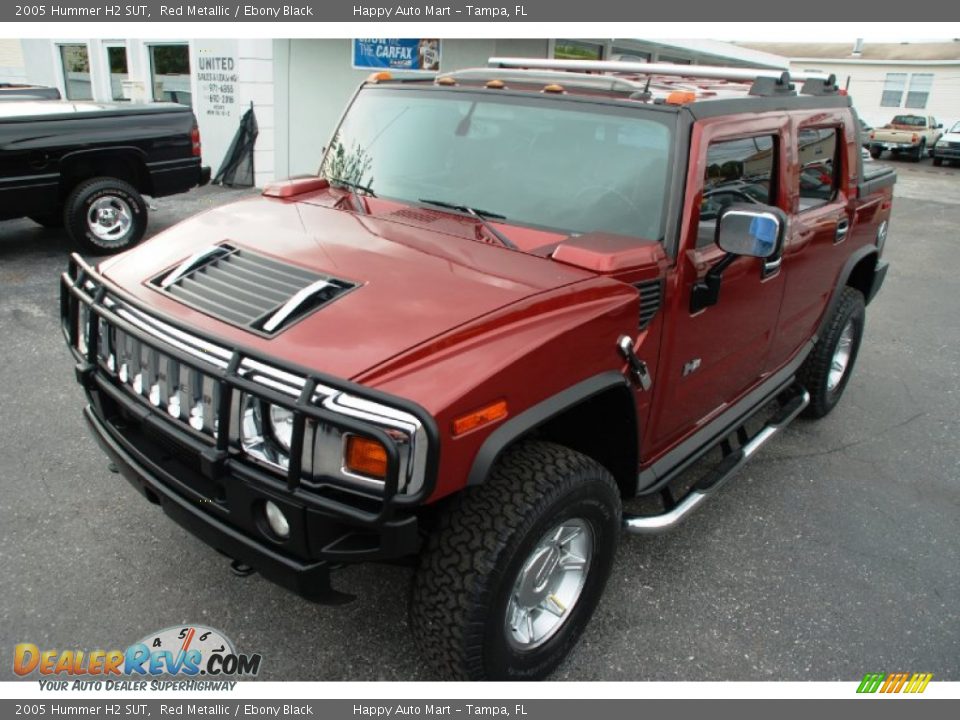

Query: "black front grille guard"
left=61, top=253, right=440, bottom=527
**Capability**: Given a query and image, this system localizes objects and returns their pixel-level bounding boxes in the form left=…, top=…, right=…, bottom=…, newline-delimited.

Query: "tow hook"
left=230, top=559, right=255, bottom=577
left=618, top=336, right=652, bottom=391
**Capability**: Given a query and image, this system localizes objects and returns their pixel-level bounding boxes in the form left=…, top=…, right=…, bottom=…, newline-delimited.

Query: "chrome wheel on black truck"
left=64, top=176, right=148, bottom=255
left=411, top=441, right=621, bottom=680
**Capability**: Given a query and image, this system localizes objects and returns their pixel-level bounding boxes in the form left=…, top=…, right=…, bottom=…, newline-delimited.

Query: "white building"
left=737, top=40, right=960, bottom=128
left=1, top=37, right=789, bottom=188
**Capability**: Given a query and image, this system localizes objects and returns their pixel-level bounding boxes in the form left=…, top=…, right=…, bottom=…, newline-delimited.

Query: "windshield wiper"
left=327, top=177, right=375, bottom=215
left=418, top=198, right=518, bottom=250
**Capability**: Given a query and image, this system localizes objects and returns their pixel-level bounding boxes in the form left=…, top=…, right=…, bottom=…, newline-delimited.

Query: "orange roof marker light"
left=436, top=76, right=457, bottom=86
left=485, top=79, right=506, bottom=89
left=542, top=84, right=565, bottom=94
left=367, top=71, right=393, bottom=83
left=665, top=90, right=697, bottom=105
left=453, top=399, right=509, bottom=437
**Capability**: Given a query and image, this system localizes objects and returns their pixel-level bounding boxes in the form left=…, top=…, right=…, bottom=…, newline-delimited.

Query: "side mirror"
left=691, top=204, right=787, bottom=313
left=936, top=124, right=943, bottom=129
left=716, top=204, right=786, bottom=259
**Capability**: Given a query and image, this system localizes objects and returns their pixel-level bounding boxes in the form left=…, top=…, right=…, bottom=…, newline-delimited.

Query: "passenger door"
left=767, top=116, right=854, bottom=366
left=646, top=117, right=789, bottom=453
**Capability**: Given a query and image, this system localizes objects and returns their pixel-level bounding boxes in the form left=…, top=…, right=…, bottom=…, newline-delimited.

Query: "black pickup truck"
left=0, top=100, right=210, bottom=253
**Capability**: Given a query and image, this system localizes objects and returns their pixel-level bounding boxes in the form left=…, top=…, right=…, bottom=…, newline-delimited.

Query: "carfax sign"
left=352, top=39, right=441, bottom=71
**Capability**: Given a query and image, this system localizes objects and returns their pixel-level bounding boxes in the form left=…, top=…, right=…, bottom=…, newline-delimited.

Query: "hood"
left=100, top=197, right=593, bottom=382
left=938, top=132, right=960, bottom=143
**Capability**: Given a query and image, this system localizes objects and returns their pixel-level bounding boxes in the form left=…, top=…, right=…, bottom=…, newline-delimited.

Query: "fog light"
left=264, top=500, right=290, bottom=539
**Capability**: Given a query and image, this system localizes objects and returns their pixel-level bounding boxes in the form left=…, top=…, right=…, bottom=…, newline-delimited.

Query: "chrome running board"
left=623, top=386, right=810, bottom=535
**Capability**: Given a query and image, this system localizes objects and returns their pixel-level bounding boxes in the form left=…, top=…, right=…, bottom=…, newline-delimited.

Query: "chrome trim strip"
left=261, top=279, right=333, bottom=333
left=160, top=245, right=235, bottom=289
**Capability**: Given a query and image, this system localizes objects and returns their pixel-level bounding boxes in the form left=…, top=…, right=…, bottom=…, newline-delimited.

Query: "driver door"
left=646, top=116, right=790, bottom=453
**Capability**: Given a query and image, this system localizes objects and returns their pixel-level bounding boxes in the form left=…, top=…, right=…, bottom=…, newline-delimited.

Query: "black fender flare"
left=466, top=371, right=635, bottom=487
left=816, top=244, right=878, bottom=340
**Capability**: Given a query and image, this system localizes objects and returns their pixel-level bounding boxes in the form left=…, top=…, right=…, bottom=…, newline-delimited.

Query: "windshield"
left=951, top=121, right=960, bottom=133
left=321, top=87, right=673, bottom=241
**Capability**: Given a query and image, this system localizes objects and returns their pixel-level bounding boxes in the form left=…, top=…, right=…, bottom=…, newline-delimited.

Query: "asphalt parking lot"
left=1, top=159, right=958, bottom=682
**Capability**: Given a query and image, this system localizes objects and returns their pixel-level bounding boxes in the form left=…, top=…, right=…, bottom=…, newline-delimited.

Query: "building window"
left=905, top=73, right=933, bottom=109
left=880, top=73, right=907, bottom=107
left=106, top=45, right=129, bottom=101
left=59, top=44, right=92, bottom=101
left=554, top=40, right=603, bottom=61
left=150, top=44, right=192, bottom=106
left=611, top=46, right=651, bottom=62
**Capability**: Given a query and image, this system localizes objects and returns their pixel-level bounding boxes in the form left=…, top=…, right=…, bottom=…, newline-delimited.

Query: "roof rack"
left=436, top=67, right=650, bottom=94
left=487, top=57, right=836, bottom=98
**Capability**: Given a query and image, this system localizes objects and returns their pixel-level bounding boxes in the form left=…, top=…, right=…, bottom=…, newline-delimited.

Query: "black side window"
left=698, top=135, right=776, bottom=248
left=797, top=128, right=840, bottom=211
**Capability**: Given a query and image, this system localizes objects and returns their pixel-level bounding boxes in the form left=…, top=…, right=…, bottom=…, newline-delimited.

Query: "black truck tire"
left=869, top=147, right=883, bottom=160
left=64, top=177, right=148, bottom=255
left=411, top=441, right=621, bottom=680
left=798, top=287, right=866, bottom=419
left=29, top=213, right=64, bottom=228
left=912, top=140, right=926, bottom=163
left=933, top=157, right=943, bottom=167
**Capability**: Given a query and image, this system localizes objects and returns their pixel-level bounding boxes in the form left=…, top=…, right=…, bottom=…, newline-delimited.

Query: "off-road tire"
left=411, top=441, right=621, bottom=680
left=933, top=156, right=943, bottom=167
left=64, top=177, right=147, bottom=255
left=29, top=213, right=63, bottom=228
left=869, top=147, right=883, bottom=160
left=798, top=286, right=866, bottom=419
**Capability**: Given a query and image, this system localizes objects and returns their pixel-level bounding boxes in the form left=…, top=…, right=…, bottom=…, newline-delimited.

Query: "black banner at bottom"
left=1, top=699, right=957, bottom=720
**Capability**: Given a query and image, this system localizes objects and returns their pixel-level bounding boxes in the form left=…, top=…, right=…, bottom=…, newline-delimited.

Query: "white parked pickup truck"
left=868, top=114, right=943, bottom=161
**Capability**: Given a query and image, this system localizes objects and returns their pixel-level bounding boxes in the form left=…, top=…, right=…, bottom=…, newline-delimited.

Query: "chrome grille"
left=96, top=315, right=222, bottom=440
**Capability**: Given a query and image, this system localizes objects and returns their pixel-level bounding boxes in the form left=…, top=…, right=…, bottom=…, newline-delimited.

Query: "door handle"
left=835, top=218, right=850, bottom=244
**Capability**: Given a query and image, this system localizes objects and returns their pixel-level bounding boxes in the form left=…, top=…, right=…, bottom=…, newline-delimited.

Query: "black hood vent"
left=153, top=244, right=358, bottom=335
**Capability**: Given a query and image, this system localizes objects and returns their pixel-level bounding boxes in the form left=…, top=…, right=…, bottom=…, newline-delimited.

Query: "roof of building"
left=735, top=41, right=960, bottom=62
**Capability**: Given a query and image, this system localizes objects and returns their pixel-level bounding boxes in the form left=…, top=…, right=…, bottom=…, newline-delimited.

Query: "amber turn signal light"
left=452, top=400, right=509, bottom=437
left=345, top=435, right=388, bottom=479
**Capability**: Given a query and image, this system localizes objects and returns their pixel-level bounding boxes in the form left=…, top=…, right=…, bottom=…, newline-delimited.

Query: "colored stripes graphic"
left=857, top=672, right=933, bottom=694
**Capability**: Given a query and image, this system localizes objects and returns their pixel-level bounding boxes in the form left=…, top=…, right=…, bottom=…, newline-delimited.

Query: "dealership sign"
left=352, top=39, right=440, bottom=71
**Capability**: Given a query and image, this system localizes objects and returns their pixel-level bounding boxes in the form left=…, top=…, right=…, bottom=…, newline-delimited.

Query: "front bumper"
left=933, top=146, right=960, bottom=160
left=62, top=255, right=438, bottom=603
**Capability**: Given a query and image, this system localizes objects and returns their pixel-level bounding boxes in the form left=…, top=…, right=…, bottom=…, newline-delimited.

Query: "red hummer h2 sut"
left=62, top=58, right=895, bottom=680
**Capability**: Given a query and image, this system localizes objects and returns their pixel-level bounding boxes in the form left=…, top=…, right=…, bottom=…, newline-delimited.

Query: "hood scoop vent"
left=153, top=244, right=358, bottom=336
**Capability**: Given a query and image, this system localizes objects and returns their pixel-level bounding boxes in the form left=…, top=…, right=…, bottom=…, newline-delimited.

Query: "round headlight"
left=269, top=405, right=294, bottom=451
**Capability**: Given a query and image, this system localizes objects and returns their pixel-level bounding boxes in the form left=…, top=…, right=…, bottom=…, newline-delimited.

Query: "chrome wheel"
left=827, top=319, right=855, bottom=393
left=87, top=195, right=133, bottom=243
left=505, top=518, right=593, bottom=650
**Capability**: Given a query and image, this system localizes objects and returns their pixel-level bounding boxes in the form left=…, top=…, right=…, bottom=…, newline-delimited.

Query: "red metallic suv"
left=62, top=58, right=894, bottom=680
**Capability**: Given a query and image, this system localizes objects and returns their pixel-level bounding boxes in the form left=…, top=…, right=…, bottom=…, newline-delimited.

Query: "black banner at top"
left=2, top=0, right=947, bottom=22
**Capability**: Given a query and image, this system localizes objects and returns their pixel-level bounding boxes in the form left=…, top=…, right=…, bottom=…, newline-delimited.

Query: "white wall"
left=275, top=38, right=549, bottom=180
left=0, top=39, right=27, bottom=84
left=789, top=60, right=960, bottom=129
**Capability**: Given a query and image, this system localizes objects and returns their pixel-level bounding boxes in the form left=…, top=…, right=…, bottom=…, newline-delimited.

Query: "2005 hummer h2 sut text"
left=62, top=58, right=894, bottom=680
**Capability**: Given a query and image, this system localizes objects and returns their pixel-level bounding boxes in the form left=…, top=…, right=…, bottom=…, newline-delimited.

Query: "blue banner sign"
left=352, top=39, right=441, bottom=71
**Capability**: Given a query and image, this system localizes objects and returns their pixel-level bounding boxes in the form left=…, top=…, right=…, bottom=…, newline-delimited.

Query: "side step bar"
left=623, top=386, right=810, bottom=535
